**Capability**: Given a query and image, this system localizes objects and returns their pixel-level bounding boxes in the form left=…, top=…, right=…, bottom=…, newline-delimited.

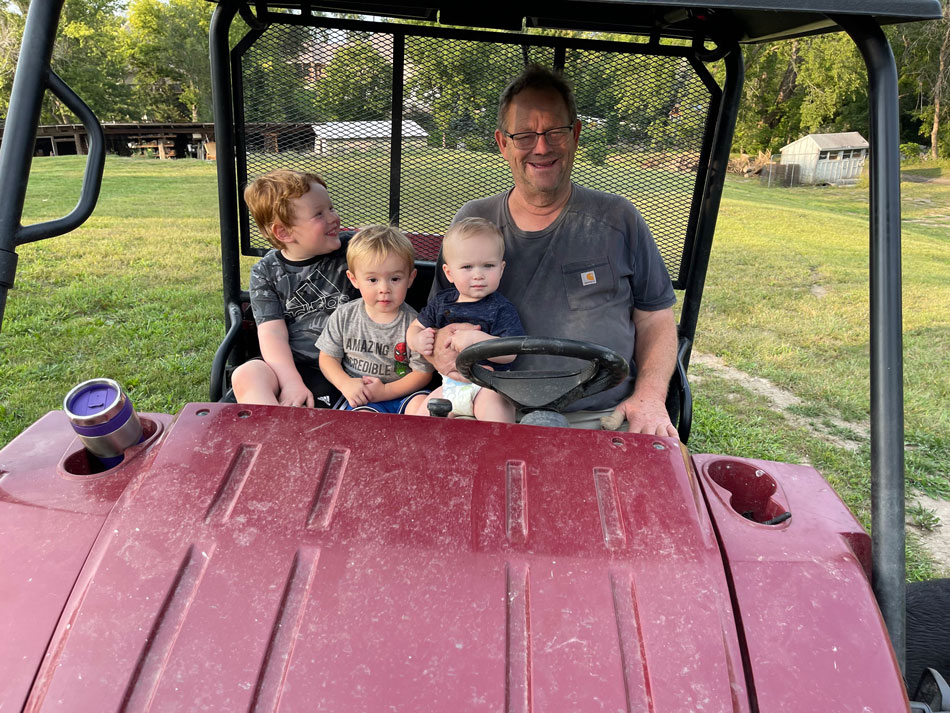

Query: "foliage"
left=403, top=36, right=537, bottom=151
left=1, top=6, right=949, bottom=160
left=240, top=23, right=324, bottom=123
left=892, top=0, right=950, bottom=159
left=317, top=40, right=392, bottom=121
left=126, top=0, right=213, bottom=121
left=0, top=0, right=135, bottom=122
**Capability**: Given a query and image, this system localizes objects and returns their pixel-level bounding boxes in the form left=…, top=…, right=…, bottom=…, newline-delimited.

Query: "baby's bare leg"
left=403, top=390, right=433, bottom=416
left=231, top=360, right=281, bottom=404
left=472, top=389, right=515, bottom=423
left=408, top=386, right=445, bottom=416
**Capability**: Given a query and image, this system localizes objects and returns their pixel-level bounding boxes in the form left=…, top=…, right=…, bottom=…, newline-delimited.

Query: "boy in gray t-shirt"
left=317, top=226, right=433, bottom=414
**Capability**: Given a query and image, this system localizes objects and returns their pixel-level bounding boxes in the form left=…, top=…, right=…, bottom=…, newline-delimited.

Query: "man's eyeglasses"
left=503, top=125, right=575, bottom=150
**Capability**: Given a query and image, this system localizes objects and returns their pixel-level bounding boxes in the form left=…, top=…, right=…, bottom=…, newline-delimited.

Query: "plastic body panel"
left=694, top=454, right=910, bottom=712
left=0, top=404, right=910, bottom=711
left=2, top=404, right=752, bottom=712
left=0, top=411, right=174, bottom=711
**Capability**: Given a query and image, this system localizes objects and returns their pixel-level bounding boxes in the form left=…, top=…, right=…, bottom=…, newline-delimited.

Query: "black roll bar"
left=678, top=42, right=744, bottom=372
left=835, top=14, right=907, bottom=673
left=210, top=1, right=243, bottom=328
left=0, top=0, right=105, bottom=332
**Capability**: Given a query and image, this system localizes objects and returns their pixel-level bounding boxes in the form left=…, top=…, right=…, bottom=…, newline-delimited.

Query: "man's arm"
left=258, top=319, right=314, bottom=407
left=449, top=329, right=515, bottom=364
left=607, top=307, right=678, bottom=437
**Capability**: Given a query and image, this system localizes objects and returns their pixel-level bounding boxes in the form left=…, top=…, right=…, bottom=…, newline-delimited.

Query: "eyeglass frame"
left=502, top=123, right=577, bottom=149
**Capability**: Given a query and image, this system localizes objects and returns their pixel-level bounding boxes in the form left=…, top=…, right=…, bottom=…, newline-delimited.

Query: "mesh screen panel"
left=238, top=23, right=714, bottom=286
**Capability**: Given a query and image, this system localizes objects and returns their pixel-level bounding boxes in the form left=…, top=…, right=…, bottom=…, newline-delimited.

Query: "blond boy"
left=316, top=226, right=433, bottom=414
left=406, top=217, right=524, bottom=422
left=231, top=169, right=357, bottom=407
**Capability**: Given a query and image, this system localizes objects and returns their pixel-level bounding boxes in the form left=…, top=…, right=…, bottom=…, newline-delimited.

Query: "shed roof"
left=781, top=132, right=869, bottom=152
left=311, top=120, right=428, bottom=140
left=210, top=0, right=944, bottom=43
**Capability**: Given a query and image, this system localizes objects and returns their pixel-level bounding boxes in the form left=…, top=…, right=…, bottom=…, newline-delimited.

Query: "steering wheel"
left=454, top=336, right=629, bottom=414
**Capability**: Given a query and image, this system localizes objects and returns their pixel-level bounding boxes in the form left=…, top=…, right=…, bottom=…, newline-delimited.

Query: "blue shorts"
left=345, top=390, right=429, bottom=415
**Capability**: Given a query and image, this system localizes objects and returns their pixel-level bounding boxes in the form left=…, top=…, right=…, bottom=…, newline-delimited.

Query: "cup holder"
left=705, top=459, right=790, bottom=526
left=61, top=417, right=161, bottom=477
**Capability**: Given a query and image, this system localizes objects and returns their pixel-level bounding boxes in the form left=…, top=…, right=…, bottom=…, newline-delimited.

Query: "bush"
left=581, top=139, right=609, bottom=166
left=900, top=143, right=925, bottom=161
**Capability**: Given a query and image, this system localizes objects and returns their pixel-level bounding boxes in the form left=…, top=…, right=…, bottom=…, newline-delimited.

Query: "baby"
left=407, top=217, right=524, bottom=422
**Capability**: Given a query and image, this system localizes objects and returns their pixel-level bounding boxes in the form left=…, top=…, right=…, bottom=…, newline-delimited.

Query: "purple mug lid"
left=64, top=379, right=127, bottom=427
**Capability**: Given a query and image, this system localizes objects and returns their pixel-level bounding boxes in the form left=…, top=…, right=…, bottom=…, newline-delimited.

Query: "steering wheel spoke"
left=456, top=337, right=629, bottom=413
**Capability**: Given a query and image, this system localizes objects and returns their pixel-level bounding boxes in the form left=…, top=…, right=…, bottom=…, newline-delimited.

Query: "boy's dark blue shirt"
left=418, top=288, right=525, bottom=370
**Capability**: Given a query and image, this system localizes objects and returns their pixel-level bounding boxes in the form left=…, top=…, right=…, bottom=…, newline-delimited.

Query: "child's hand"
left=410, top=327, right=436, bottom=356
left=341, top=377, right=369, bottom=407
left=361, top=376, right=386, bottom=402
left=279, top=382, right=315, bottom=408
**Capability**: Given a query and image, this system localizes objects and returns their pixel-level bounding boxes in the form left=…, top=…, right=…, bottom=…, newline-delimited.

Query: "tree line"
left=1, top=0, right=947, bottom=158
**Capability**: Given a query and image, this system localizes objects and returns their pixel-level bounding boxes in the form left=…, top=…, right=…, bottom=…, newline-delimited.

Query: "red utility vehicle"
left=0, top=1, right=946, bottom=711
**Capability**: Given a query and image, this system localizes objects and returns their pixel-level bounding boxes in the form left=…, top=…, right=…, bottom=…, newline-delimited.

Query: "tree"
left=895, top=1, right=950, bottom=158
left=1, top=0, right=134, bottom=123
left=126, top=0, right=213, bottom=121
left=796, top=33, right=866, bottom=135
left=0, top=1, right=26, bottom=119
left=317, top=39, right=392, bottom=121
left=404, top=35, right=536, bottom=150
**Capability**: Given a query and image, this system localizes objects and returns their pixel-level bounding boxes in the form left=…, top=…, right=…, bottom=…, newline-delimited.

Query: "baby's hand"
left=412, top=327, right=436, bottom=356
left=341, top=377, right=368, bottom=408
left=361, top=375, right=386, bottom=402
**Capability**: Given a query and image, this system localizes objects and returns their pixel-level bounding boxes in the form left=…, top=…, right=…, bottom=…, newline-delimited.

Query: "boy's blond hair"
left=244, top=169, right=327, bottom=249
left=347, top=224, right=415, bottom=273
left=443, top=217, right=505, bottom=261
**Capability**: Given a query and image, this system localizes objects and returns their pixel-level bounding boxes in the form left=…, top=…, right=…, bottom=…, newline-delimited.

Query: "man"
left=433, top=64, right=679, bottom=437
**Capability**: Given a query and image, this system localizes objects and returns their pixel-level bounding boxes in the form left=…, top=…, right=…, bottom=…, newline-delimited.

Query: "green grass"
left=1, top=154, right=947, bottom=578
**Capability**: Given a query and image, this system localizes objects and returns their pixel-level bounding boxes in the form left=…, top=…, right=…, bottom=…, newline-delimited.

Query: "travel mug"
left=63, top=378, right=143, bottom=469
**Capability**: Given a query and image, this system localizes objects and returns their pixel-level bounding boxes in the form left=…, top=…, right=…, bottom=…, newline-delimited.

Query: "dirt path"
left=902, top=172, right=950, bottom=185
left=690, top=351, right=949, bottom=574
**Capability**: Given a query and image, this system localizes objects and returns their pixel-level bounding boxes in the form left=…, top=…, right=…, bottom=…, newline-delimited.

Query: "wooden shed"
left=779, top=132, right=869, bottom=185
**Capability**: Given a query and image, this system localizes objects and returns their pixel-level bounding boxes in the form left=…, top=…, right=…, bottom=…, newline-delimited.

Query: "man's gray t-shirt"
left=443, top=183, right=676, bottom=411
left=249, top=239, right=357, bottom=364
left=316, top=299, right=433, bottom=381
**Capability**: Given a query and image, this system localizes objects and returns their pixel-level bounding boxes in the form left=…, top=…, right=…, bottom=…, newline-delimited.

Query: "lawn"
left=1, top=154, right=947, bottom=577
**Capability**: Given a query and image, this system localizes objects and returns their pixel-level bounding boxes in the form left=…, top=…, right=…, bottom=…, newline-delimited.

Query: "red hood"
left=0, top=404, right=904, bottom=711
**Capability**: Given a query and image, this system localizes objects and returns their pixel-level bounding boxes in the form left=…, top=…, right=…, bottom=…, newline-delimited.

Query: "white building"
left=311, top=120, right=428, bottom=155
left=779, top=132, right=869, bottom=185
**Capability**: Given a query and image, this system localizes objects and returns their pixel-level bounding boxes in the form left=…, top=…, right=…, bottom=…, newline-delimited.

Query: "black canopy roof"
left=211, top=0, right=944, bottom=43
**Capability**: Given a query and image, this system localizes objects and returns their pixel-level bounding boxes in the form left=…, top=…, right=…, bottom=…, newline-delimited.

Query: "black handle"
left=17, top=70, right=105, bottom=245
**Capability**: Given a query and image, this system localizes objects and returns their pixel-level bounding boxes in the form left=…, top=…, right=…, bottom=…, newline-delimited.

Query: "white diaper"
left=442, top=376, right=482, bottom=418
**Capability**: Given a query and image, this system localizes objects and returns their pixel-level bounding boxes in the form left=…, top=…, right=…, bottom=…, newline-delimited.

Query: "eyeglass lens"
left=509, top=127, right=573, bottom=148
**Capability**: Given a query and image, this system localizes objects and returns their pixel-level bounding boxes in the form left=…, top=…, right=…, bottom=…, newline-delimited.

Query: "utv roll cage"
left=0, top=0, right=942, bottom=679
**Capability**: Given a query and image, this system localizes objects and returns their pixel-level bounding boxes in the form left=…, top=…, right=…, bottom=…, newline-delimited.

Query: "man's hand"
left=277, top=380, right=314, bottom=408
left=603, top=394, right=678, bottom=437
left=426, top=323, right=481, bottom=380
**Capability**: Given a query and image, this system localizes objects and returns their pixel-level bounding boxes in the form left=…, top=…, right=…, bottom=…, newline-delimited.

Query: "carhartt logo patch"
left=581, top=270, right=597, bottom=286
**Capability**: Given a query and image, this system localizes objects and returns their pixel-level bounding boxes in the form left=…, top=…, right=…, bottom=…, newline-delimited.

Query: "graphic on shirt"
left=394, top=341, right=410, bottom=377
left=342, top=337, right=394, bottom=378
left=581, top=270, right=597, bottom=286
left=285, top=269, right=351, bottom=320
